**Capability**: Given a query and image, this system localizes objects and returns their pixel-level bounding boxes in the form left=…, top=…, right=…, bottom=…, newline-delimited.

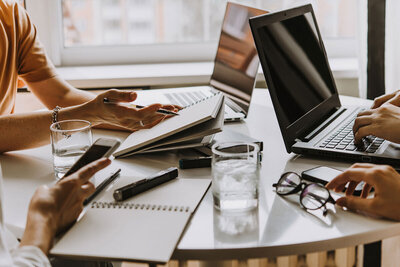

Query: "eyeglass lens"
left=276, top=172, right=332, bottom=211
left=300, top=183, right=330, bottom=210
left=276, top=172, right=301, bottom=194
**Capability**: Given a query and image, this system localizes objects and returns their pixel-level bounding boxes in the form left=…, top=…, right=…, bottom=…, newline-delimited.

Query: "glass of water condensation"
left=212, top=142, right=260, bottom=211
left=50, top=120, right=92, bottom=180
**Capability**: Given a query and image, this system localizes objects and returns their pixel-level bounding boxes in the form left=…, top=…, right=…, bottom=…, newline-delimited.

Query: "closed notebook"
left=50, top=177, right=211, bottom=264
left=113, top=92, right=224, bottom=158
left=122, top=101, right=225, bottom=156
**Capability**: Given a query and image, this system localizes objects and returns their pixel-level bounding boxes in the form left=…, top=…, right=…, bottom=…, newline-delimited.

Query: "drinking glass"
left=211, top=142, right=260, bottom=211
left=50, top=120, right=92, bottom=180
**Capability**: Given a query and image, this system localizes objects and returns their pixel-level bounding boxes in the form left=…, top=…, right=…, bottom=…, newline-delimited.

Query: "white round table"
left=2, top=89, right=399, bottom=262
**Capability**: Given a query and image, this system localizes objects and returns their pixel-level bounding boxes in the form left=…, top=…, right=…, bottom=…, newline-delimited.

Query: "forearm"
left=27, top=75, right=95, bottom=109
left=0, top=105, right=94, bottom=152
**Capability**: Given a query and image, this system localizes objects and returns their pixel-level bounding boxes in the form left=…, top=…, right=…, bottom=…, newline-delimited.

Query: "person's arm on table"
left=326, top=163, right=400, bottom=221
left=26, top=76, right=94, bottom=109
left=0, top=89, right=167, bottom=153
left=26, top=75, right=179, bottom=131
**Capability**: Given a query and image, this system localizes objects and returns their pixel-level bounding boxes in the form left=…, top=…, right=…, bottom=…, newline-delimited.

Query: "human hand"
left=371, top=90, right=400, bottom=109
left=353, top=103, right=400, bottom=144
left=79, top=89, right=168, bottom=131
left=20, top=158, right=111, bottom=254
left=326, top=163, right=400, bottom=221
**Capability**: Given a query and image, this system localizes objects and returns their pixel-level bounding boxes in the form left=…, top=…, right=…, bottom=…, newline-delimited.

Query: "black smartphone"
left=61, top=138, right=120, bottom=179
left=301, top=166, right=342, bottom=185
left=301, top=166, right=364, bottom=195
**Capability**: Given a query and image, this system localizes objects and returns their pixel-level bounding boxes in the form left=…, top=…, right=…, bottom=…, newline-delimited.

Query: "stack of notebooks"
left=113, top=92, right=225, bottom=157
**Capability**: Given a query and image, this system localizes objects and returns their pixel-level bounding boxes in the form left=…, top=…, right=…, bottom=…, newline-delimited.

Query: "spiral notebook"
left=113, top=92, right=224, bottom=158
left=50, top=177, right=211, bottom=264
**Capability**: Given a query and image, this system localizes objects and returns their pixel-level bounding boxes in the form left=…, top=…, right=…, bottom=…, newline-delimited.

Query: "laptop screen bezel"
left=249, top=4, right=341, bottom=153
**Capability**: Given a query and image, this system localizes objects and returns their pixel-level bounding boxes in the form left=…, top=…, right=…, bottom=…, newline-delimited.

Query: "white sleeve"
left=9, top=246, right=51, bottom=267
left=0, top=172, right=51, bottom=267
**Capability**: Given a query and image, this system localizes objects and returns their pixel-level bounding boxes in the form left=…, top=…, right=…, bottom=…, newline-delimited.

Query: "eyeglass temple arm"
left=273, top=183, right=303, bottom=194
left=306, top=191, right=336, bottom=206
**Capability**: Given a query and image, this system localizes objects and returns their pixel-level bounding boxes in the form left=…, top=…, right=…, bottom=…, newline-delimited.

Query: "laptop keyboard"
left=319, top=111, right=385, bottom=153
left=164, top=90, right=231, bottom=115
left=165, top=91, right=209, bottom=107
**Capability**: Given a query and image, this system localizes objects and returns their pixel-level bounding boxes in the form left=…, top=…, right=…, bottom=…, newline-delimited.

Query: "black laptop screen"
left=256, top=12, right=336, bottom=125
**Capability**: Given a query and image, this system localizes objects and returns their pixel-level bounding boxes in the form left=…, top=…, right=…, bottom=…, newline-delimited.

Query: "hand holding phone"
left=61, top=138, right=120, bottom=179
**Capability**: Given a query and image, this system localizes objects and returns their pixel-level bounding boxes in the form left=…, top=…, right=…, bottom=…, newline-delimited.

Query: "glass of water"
left=212, top=142, right=260, bottom=211
left=50, top=120, right=92, bottom=180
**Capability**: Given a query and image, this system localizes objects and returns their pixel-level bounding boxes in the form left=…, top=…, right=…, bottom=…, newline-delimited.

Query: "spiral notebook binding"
left=182, top=91, right=221, bottom=110
left=91, top=201, right=190, bottom=213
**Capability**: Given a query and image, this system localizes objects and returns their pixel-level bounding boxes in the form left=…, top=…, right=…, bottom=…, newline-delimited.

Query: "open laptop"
left=250, top=4, right=400, bottom=166
left=135, top=2, right=267, bottom=122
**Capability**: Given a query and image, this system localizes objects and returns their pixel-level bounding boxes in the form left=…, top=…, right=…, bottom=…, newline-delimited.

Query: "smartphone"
left=301, top=166, right=365, bottom=195
left=301, top=166, right=342, bottom=185
left=61, top=138, right=121, bottom=179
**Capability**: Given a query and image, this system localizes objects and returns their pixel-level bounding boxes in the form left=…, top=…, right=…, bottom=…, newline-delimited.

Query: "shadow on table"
left=0, top=153, right=54, bottom=183
left=116, top=150, right=212, bottom=179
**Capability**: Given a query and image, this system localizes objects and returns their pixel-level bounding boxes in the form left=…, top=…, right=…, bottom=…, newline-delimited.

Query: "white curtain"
left=385, top=0, right=400, bottom=94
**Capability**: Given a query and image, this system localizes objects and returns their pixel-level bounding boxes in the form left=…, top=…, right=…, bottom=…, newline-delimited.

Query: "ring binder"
left=91, top=201, right=190, bottom=212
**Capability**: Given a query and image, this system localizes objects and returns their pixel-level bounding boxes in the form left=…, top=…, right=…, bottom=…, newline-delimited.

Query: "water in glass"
left=53, top=144, right=90, bottom=180
left=212, top=157, right=259, bottom=211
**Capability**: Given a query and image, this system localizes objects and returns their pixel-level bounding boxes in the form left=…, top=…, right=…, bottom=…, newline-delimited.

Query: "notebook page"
left=50, top=178, right=210, bottom=263
left=51, top=208, right=190, bottom=263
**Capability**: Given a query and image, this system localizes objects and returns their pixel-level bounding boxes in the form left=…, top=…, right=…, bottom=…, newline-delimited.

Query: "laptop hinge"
left=302, top=107, right=346, bottom=142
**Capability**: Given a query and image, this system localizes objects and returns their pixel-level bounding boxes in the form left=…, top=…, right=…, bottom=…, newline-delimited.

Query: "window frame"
left=25, top=0, right=358, bottom=67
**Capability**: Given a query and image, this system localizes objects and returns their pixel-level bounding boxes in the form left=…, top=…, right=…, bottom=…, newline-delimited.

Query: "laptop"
left=250, top=4, right=400, bottom=166
left=135, top=2, right=267, bottom=122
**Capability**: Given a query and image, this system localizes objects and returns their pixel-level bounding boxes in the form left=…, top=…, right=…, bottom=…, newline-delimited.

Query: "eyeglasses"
left=273, top=172, right=336, bottom=215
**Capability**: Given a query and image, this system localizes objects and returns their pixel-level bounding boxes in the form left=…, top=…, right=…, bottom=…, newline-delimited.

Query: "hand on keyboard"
left=353, top=103, right=400, bottom=144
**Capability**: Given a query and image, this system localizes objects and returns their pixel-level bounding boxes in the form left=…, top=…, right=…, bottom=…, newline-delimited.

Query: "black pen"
left=113, top=167, right=178, bottom=202
left=103, top=98, right=179, bottom=116
left=84, top=168, right=121, bottom=206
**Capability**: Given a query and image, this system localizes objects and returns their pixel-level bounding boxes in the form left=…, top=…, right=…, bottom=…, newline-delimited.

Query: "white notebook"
left=113, top=92, right=224, bottom=158
left=50, top=177, right=211, bottom=264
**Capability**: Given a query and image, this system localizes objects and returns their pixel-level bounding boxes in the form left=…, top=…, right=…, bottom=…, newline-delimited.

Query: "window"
left=26, top=0, right=359, bottom=66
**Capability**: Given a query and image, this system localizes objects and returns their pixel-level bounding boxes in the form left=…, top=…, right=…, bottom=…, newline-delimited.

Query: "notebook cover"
left=113, top=93, right=223, bottom=157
